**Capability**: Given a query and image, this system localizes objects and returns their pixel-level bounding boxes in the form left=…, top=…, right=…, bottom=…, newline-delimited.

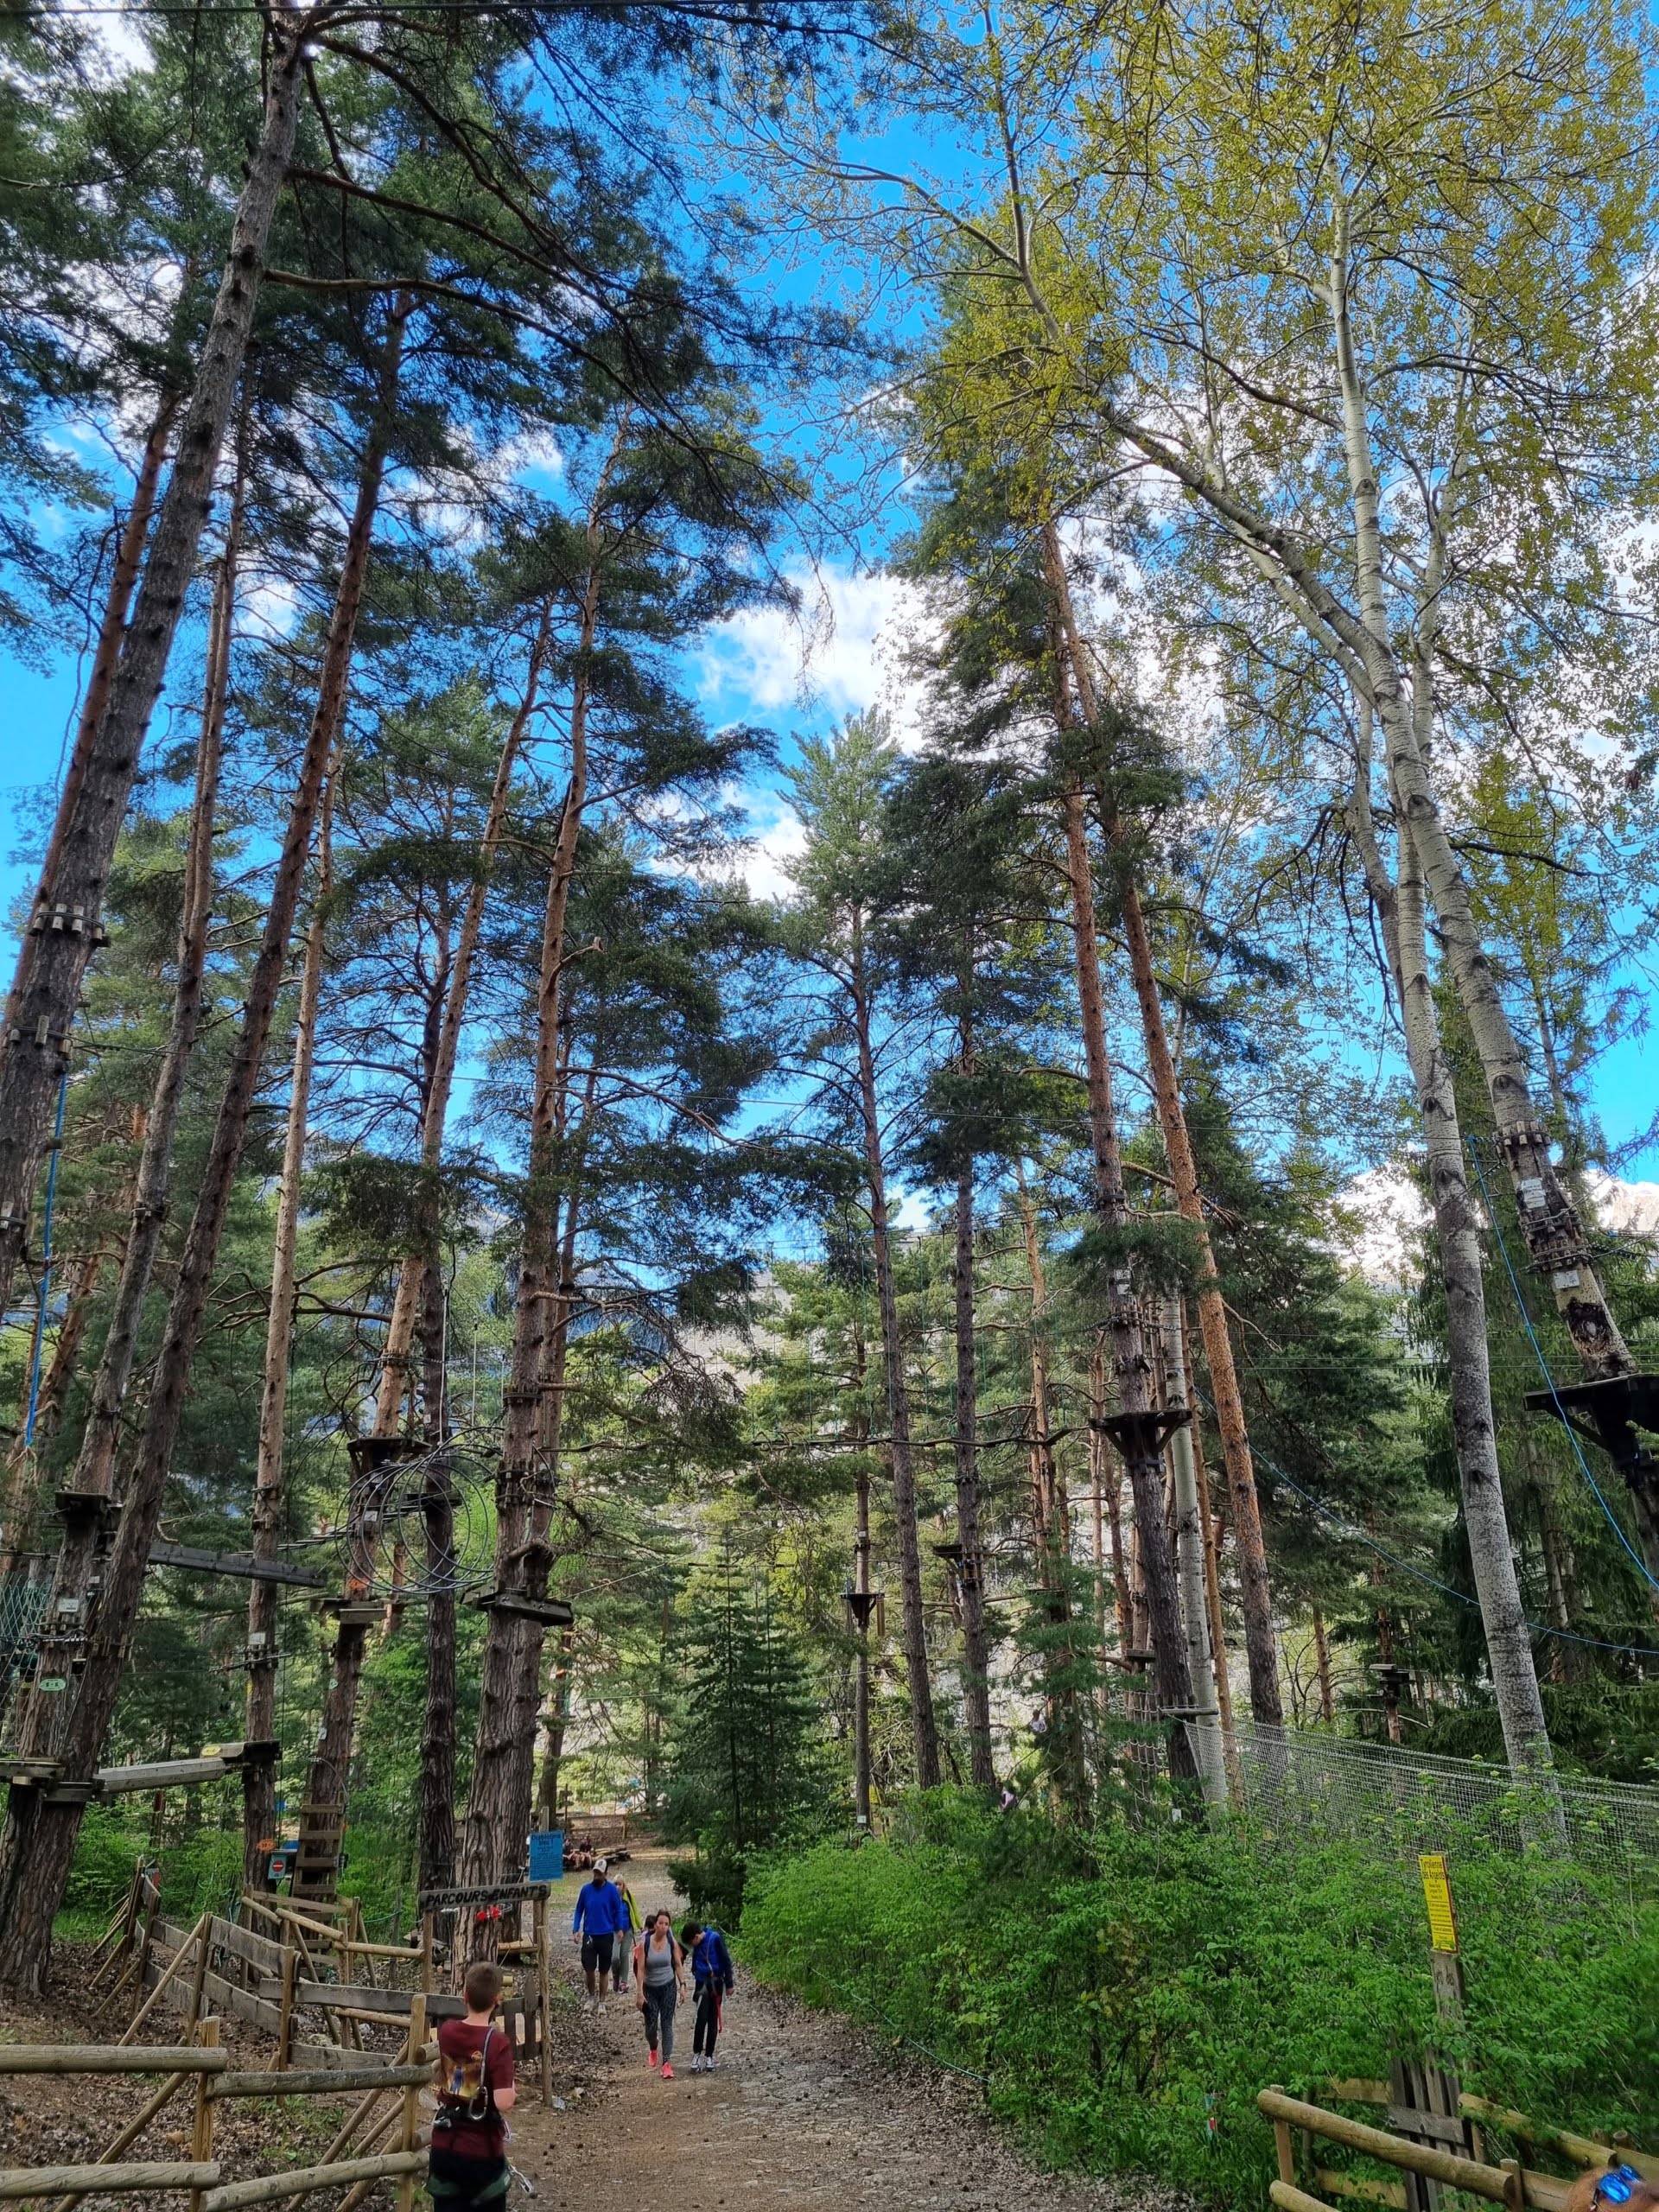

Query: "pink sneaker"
left=660, top=2063, right=674, bottom=2080
left=648, top=2050, right=659, bottom=2069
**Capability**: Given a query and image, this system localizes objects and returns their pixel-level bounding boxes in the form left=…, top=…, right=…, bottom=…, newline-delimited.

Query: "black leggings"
left=693, top=1984, right=722, bottom=2057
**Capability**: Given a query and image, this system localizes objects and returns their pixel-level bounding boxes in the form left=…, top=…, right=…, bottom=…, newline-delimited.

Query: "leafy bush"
left=742, top=1795, right=1657, bottom=2209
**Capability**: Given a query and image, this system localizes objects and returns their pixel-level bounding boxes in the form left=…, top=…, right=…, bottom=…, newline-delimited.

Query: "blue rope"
left=1193, top=1387, right=1659, bottom=1662
left=1465, top=1138, right=1659, bottom=1598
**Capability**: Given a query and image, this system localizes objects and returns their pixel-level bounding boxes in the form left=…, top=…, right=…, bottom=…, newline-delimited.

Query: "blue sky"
left=3, top=21, right=1655, bottom=1201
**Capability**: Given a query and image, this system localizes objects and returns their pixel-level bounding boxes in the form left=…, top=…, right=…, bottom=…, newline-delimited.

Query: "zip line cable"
left=1465, top=1136, right=1659, bottom=1598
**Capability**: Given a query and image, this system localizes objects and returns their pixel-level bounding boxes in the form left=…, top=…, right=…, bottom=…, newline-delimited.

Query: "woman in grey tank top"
left=633, top=1909, right=686, bottom=2076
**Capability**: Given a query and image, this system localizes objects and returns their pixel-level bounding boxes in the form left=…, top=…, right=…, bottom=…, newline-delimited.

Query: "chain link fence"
left=1185, top=1715, right=1659, bottom=1867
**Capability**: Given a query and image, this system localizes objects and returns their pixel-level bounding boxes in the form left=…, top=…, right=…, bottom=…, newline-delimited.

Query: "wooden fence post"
left=188, top=2018, right=219, bottom=2212
left=1269, top=2087, right=1297, bottom=2187
left=120, top=1913, right=210, bottom=2048
left=185, top=1920, right=212, bottom=2037
left=534, top=1897, right=551, bottom=2107
left=272, top=1943, right=296, bottom=2074
left=397, top=1994, right=426, bottom=2212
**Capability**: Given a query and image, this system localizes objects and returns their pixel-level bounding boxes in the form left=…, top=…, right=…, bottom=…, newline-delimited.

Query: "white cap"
left=594, top=1857, right=608, bottom=1872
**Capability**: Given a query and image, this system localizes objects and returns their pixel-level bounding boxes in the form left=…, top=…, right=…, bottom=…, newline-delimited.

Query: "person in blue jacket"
left=571, top=1858, right=626, bottom=2015
left=681, top=1918, right=734, bottom=2071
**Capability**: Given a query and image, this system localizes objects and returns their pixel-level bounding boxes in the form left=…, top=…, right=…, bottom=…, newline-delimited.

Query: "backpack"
left=431, top=2024, right=497, bottom=2134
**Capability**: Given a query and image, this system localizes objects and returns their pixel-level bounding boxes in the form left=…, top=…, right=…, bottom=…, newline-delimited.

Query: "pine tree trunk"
left=1187, top=1403, right=1236, bottom=1751
left=849, top=924, right=942, bottom=1789
left=951, top=1162, right=995, bottom=1787
left=1313, top=1606, right=1335, bottom=1724
left=0, top=302, right=404, bottom=1992
left=535, top=1623, right=575, bottom=1830
left=1347, top=734, right=1559, bottom=1796
left=371, top=607, right=556, bottom=1434
left=499, top=1146, right=589, bottom=1904
left=15, top=516, right=238, bottom=1769
left=461, top=535, right=605, bottom=1907
left=851, top=1320, right=874, bottom=1827
left=1042, top=524, right=1282, bottom=1726
left=3, top=389, right=181, bottom=1045
left=417, top=1253, right=457, bottom=1897
left=3, top=1247, right=102, bottom=1488
left=0, top=35, right=305, bottom=1327
left=1015, top=1173, right=1086, bottom=1808
left=1058, top=785, right=1197, bottom=1781
left=1160, top=1294, right=1226, bottom=1802
left=243, top=776, right=334, bottom=1891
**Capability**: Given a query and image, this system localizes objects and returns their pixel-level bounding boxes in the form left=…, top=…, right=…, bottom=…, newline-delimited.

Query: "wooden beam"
left=210, top=2068, right=430, bottom=2101
left=0, top=2164, right=220, bottom=2198
left=98, top=1760, right=229, bottom=1796
left=201, top=2151, right=424, bottom=2212
left=0, top=2048, right=229, bottom=2075
left=148, top=1542, right=325, bottom=1589
left=1257, top=2093, right=1518, bottom=2205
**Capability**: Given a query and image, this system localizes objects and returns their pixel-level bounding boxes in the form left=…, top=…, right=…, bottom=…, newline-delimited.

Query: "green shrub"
left=742, top=1795, right=1657, bottom=2209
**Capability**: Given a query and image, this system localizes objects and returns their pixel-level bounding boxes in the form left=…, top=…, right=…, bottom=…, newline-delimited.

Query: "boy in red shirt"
left=428, top=1962, right=517, bottom=2212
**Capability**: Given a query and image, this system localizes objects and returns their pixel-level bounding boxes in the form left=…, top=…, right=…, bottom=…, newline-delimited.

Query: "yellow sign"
left=1419, top=1853, right=1459, bottom=1954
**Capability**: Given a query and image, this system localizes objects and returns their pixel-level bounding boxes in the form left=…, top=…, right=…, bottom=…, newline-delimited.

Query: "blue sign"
left=528, top=1830, right=563, bottom=1882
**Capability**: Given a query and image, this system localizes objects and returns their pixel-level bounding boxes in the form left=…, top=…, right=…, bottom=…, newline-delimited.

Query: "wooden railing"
left=88, top=1866, right=556, bottom=2106
left=0, top=2009, right=428, bottom=2210
left=1260, top=2085, right=1657, bottom=2212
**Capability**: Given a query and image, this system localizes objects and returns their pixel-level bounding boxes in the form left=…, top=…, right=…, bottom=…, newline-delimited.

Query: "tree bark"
left=849, top=919, right=942, bottom=1789
left=1042, top=524, right=1283, bottom=1725
left=0, top=32, right=305, bottom=1326
left=499, top=1119, right=590, bottom=1901
left=3, top=389, right=181, bottom=1046
left=243, top=773, right=334, bottom=1891
left=416, top=1252, right=457, bottom=1897
left=460, top=511, right=607, bottom=1907
left=1323, top=217, right=1629, bottom=1389
left=535, top=1622, right=575, bottom=1831
left=370, top=606, right=556, bottom=1435
left=1160, top=1294, right=1227, bottom=1803
left=1187, top=1398, right=1235, bottom=1749
left=951, top=1160, right=995, bottom=1787
left=16, top=503, right=238, bottom=1768
left=1057, top=782, right=1196, bottom=1780
left=0, top=299, right=404, bottom=1992
left=1313, top=1605, right=1335, bottom=1725
left=1015, top=1171, right=1086, bottom=1808
left=1347, top=715, right=1559, bottom=1793
left=1093, top=361, right=1633, bottom=1395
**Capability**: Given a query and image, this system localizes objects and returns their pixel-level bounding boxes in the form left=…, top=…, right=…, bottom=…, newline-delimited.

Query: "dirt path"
left=512, top=1852, right=1167, bottom=2212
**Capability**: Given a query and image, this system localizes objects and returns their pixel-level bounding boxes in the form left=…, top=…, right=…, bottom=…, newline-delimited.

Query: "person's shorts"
left=581, top=1932, right=613, bottom=1975
left=427, top=2148, right=509, bottom=2212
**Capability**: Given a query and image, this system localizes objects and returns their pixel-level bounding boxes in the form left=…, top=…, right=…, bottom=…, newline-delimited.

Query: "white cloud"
left=1338, top=1164, right=1659, bottom=1287
left=695, top=562, right=928, bottom=737
left=739, top=810, right=808, bottom=900
left=240, top=574, right=302, bottom=643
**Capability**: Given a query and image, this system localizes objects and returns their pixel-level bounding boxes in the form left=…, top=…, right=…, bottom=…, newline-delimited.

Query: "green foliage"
left=743, top=1797, right=1657, bottom=2206
left=661, top=1553, right=836, bottom=1923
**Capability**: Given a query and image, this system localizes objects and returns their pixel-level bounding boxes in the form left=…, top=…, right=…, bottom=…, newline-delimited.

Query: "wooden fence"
left=1260, top=2083, right=1658, bottom=2212
left=0, top=2015, right=428, bottom=2212
left=89, top=1870, right=554, bottom=2104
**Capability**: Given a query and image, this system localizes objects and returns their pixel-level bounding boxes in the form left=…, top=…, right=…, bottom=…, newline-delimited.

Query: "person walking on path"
left=572, top=1858, right=626, bottom=2015
left=427, top=1961, right=517, bottom=2212
left=632, top=1907, right=686, bottom=2078
left=611, top=1874, right=640, bottom=1997
left=683, top=1918, right=734, bottom=2073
